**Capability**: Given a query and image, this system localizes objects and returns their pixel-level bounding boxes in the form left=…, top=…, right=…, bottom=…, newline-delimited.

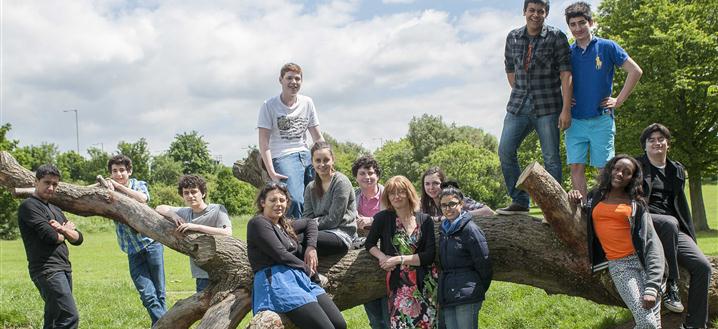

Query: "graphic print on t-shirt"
left=277, top=115, right=309, bottom=141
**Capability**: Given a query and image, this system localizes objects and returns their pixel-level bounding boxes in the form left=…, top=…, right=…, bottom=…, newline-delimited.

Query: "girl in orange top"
left=570, top=155, right=664, bottom=328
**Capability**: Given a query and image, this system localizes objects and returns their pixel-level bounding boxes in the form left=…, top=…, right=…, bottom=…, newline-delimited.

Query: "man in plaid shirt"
left=497, top=0, right=572, bottom=215
left=107, top=155, right=166, bottom=325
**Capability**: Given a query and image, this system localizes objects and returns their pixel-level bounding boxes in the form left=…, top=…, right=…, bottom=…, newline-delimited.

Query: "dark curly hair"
left=255, top=182, right=297, bottom=241
left=597, top=155, right=645, bottom=205
left=564, top=1, right=592, bottom=24
left=177, top=174, right=207, bottom=197
left=107, top=154, right=132, bottom=173
left=351, top=155, right=381, bottom=178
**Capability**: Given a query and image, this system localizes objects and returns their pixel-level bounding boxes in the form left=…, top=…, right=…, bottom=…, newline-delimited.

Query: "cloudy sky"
left=1, top=0, right=600, bottom=165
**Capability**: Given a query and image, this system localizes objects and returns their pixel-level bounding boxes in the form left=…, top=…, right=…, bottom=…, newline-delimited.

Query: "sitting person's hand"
left=304, top=246, right=318, bottom=276
left=567, top=190, right=584, bottom=205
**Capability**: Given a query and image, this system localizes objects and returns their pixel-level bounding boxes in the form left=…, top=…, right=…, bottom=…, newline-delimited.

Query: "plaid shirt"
left=114, top=178, right=153, bottom=254
left=504, top=24, right=571, bottom=116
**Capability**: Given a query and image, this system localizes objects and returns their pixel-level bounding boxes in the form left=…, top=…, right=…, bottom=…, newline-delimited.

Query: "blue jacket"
left=438, top=211, right=493, bottom=307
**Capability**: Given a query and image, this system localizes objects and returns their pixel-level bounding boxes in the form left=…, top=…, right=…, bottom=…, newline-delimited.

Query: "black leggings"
left=285, top=293, right=346, bottom=329
left=316, top=231, right=348, bottom=256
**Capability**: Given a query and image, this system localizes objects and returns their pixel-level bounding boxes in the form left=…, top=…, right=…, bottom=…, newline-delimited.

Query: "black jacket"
left=437, top=211, right=492, bottom=307
left=637, top=154, right=696, bottom=241
left=584, top=190, right=664, bottom=297
left=365, top=210, right=435, bottom=292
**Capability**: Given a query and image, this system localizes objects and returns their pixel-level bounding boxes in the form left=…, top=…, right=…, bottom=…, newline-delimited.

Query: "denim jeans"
left=498, top=97, right=562, bottom=207
left=272, top=150, right=312, bottom=219
left=128, top=241, right=166, bottom=324
left=443, top=301, right=482, bottom=329
left=31, top=270, right=79, bottom=329
left=196, top=278, right=209, bottom=292
left=363, top=297, right=389, bottom=329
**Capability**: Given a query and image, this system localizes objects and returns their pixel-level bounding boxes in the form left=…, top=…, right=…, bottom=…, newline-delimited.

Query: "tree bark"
left=687, top=169, right=710, bottom=231
left=2, top=152, right=716, bottom=329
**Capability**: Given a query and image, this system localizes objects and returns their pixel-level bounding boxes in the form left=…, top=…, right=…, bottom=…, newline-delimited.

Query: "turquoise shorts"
left=565, top=113, right=615, bottom=168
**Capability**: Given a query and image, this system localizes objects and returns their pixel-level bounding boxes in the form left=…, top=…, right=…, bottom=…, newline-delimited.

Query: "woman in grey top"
left=303, top=141, right=358, bottom=256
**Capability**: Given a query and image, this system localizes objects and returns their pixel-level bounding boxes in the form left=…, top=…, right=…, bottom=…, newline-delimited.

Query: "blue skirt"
left=252, top=264, right=325, bottom=314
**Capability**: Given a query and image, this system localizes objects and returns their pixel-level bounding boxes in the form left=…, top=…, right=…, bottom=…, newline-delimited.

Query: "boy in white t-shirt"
left=155, top=174, right=232, bottom=292
left=257, top=63, right=324, bottom=219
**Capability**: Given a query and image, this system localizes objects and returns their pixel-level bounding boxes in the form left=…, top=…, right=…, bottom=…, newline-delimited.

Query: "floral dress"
left=387, top=217, right=438, bottom=329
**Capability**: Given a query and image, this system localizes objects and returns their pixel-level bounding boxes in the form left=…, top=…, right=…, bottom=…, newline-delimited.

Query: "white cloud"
left=382, top=0, right=416, bottom=4
left=2, top=0, right=536, bottom=165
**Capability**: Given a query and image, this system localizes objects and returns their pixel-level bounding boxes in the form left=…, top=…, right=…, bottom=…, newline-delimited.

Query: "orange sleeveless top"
left=592, top=202, right=635, bottom=260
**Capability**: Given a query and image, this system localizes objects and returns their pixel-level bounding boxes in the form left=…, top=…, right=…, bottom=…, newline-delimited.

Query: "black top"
left=364, top=210, right=435, bottom=266
left=246, top=215, right=318, bottom=275
left=638, top=155, right=696, bottom=240
left=646, top=164, right=676, bottom=216
left=18, top=196, right=84, bottom=277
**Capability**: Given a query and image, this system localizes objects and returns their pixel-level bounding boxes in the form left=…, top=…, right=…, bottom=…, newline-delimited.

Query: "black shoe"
left=663, top=280, right=685, bottom=313
left=496, top=203, right=530, bottom=215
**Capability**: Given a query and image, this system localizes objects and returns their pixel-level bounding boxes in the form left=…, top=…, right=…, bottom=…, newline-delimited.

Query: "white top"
left=257, top=94, right=320, bottom=159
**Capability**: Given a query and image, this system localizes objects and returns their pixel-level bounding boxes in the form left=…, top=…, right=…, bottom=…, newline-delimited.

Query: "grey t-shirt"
left=174, top=204, right=232, bottom=279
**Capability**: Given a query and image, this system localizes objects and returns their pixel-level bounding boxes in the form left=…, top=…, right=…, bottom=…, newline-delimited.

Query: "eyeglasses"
left=388, top=190, right=407, bottom=198
left=440, top=201, right=460, bottom=209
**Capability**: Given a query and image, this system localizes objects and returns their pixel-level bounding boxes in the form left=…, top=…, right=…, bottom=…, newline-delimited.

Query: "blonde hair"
left=381, top=175, right=420, bottom=212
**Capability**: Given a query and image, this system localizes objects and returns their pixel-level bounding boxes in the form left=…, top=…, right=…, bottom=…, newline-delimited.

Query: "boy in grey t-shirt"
left=258, top=63, right=325, bottom=220
left=156, top=175, right=232, bottom=292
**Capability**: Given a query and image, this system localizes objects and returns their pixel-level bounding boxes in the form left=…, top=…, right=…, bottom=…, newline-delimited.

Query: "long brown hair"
left=420, top=166, right=446, bottom=217
left=255, top=182, right=298, bottom=241
left=311, top=141, right=335, bottom=199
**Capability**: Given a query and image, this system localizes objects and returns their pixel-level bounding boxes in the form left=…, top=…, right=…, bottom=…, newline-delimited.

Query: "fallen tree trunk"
left=2, top=152, right=715, bottom=328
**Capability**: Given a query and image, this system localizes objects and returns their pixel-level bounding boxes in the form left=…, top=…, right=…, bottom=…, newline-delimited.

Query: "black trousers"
left=285, top=293, right=346, bottom=329
left=651, top=214, right=712, bottom=327
left=31, top=270, right=79, bottom=329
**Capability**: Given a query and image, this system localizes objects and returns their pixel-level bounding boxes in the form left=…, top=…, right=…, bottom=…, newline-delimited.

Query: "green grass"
left=2, top=182, right=715, bottom=328
left=689, top=183, right=718, bottom=256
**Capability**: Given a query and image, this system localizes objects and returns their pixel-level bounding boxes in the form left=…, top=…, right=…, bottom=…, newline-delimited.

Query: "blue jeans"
left=443, top=301, right=482, bottom=329
left=128, top=242, right=166, bottom=324
left=498, top=97, right=562, bottom=207
left=196, top=278, right=209, bottom=292
left=272, top=150, right=312, bottom=219
left=363, top=297, right=389, bottom=329
left=31, top=270, right=79, bottom=329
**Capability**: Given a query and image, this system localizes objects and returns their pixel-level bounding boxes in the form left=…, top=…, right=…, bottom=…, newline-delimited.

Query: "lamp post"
left=63, top=109, right=80, bottom=154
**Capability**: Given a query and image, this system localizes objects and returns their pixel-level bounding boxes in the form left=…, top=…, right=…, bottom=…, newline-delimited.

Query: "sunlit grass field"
left=1, top=184, right=715, bottom=328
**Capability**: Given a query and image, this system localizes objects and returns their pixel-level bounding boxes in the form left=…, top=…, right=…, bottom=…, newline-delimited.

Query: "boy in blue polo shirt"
left=564, top=2, right=643, bottom=198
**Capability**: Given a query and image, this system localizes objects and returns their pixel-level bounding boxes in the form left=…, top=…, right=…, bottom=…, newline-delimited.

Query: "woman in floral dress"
left=365, top=175, right=438, bottom=329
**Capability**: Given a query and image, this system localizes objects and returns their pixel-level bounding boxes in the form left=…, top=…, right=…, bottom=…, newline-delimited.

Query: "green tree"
left=599, top=0, right=718, bottom=230
left=82, top=147, right=111, bottom=182
left=407, top=114, right=499, bottom=162
left=210, top=167, right=255, bottom=216
left=0, top=123, right=19, bottom=152
left=323, top=133, right=369, bottom=181
left=168, top=131, right=215, bottom=175
left=424, top=141, right=509, bottom=209
left=0, top=124, right=20, bottom=239
left=117, top=138, right=151, bottom=181
left=374, top=138, right=422, bottom=183
left=407, top=114, right=456, bottom=163
left=14, top=143, right=59, bottom=171
left=56, top=151, right=87, bottom=183
left=150, top=153, right=183, bottom=186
